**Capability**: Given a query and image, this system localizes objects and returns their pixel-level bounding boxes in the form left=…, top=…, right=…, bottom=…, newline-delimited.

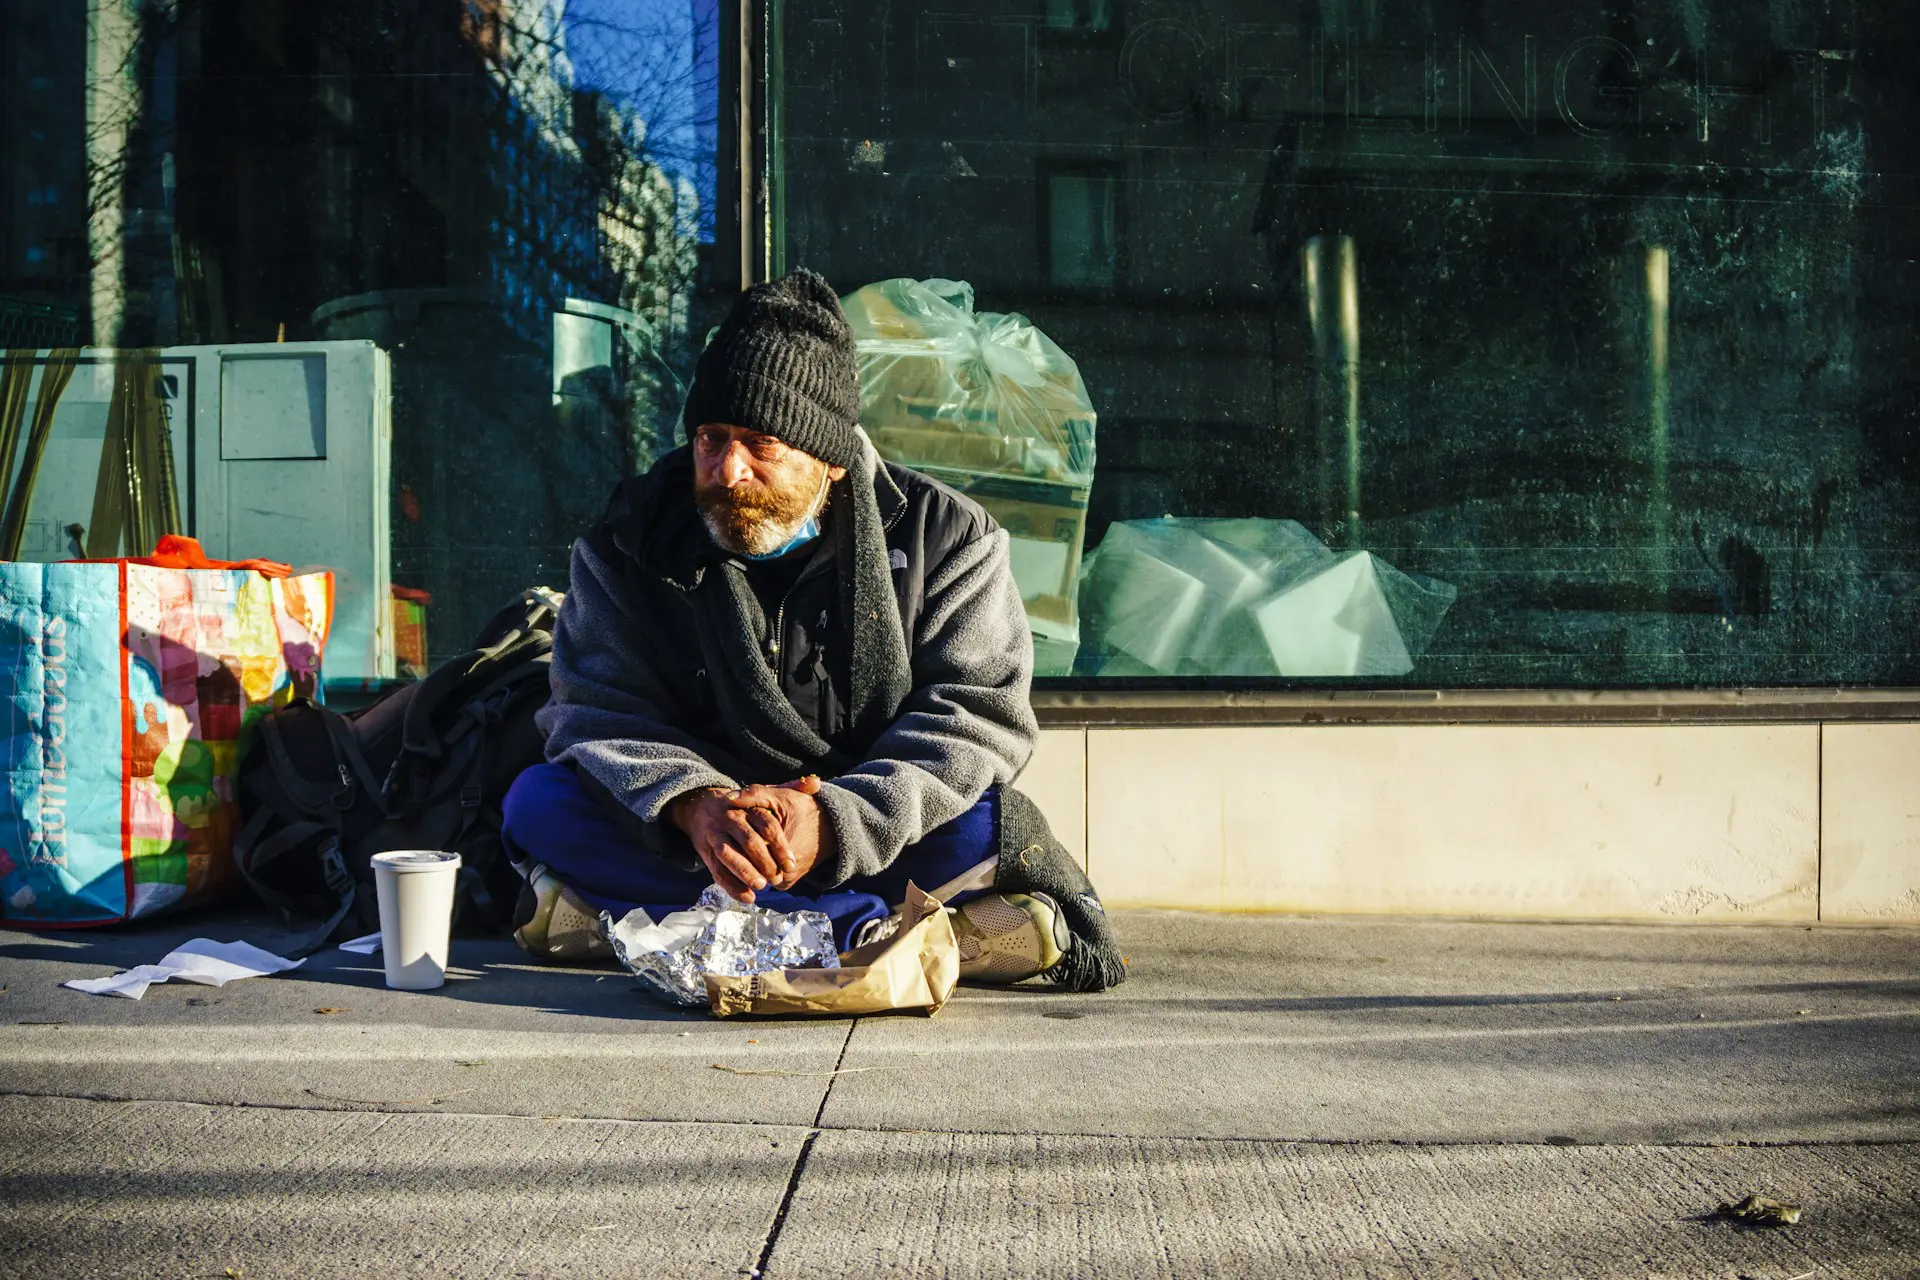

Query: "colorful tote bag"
left=1, top=557, right=332, bottom=925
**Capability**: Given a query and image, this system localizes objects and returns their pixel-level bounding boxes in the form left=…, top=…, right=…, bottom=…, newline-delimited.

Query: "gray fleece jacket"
left=537, top=436, right=1040, bottom=886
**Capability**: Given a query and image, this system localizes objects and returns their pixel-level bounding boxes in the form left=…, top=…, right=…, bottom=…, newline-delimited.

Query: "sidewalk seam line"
left=750, top=1017, right=857, bottom=1277
left=5, top=1088, right=1916, bottom=1151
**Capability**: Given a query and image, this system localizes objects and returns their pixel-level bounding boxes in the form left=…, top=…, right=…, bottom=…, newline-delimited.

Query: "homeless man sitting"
left=500, top=268, right=1125, bottom=992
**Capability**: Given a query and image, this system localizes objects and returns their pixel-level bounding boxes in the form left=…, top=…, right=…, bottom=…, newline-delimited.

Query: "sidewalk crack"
left=748, top=1016, right=858, bottom=1277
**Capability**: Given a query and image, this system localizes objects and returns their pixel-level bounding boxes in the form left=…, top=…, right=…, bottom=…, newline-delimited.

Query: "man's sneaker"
left=951, top=892, right=1069, bottom=984
left=511, top=864, right=615, bottom=962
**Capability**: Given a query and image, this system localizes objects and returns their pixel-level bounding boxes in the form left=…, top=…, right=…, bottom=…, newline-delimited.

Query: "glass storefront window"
left=7, top=0, right=1914, bottom=693
left=2, top=0, right=722, bottom=680
left=771, top=0, right=1919, bottom=687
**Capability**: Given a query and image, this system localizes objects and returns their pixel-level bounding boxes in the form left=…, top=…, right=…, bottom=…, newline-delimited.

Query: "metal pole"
left=737, top=0, right=757, bottom=288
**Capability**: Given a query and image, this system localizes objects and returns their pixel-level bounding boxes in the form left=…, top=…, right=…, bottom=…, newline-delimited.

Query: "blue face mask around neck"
left=741, top=511, right=821, bottom=561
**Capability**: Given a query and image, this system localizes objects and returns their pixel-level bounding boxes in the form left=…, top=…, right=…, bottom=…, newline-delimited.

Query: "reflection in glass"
left=1, top=0, right=719, bottom=673
left=1047, top=171, right=1120, bottom=289
left=774, top=0, right=1920, bottom=686
left=1301, top=233, right=1361, bottom=547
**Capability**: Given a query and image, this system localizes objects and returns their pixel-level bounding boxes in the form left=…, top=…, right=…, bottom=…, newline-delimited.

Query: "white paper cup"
left=370, top=850, right=462, bottom=990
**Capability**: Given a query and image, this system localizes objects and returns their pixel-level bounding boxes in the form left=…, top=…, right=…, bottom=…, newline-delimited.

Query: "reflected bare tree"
left=45, top=0, right=717, bottom=656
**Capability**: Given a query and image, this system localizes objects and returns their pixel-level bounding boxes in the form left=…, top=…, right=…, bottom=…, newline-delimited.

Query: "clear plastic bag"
left=842, top=278, right=1096, bottom=484
left=1249, top=551, right=1457, bottom=677
left=844, top=279, right=1098, bottom=675
left=1076, top=518, right=1456, bottom=677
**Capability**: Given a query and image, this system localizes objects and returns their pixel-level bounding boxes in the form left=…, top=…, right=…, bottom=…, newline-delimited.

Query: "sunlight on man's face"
left=691, top=423, right=833, bottom=556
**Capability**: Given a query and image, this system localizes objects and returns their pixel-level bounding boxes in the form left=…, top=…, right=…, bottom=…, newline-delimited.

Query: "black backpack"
left=233, top=588, right=561, bottom=953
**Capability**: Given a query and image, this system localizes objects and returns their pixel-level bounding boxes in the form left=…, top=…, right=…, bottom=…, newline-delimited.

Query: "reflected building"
left=1, top=0, right=703, bottom=663
left=0, top=2, right=87, bottom=345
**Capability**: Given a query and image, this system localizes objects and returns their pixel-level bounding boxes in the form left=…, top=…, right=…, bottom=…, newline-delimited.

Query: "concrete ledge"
left=1823, top=723, right=1920, bottom=921
left=1032, top=685, right=1920, bottom=725
left=1014, top=722, right=1920, bottom=922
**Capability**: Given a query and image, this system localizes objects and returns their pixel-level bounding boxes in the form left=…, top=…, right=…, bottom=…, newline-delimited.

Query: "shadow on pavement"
left=0, top=900, right=714, bottom=1024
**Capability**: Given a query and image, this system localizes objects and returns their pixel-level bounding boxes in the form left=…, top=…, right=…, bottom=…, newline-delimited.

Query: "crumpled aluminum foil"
left=604, top=885, right=839, bottom=1008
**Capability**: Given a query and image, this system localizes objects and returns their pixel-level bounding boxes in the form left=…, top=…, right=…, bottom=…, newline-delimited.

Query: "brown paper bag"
left=706, top=883, right=958, bottom=1017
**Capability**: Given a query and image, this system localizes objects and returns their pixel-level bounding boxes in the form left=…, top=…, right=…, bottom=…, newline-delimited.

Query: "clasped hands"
left=666, top=775, right=834, bottom=904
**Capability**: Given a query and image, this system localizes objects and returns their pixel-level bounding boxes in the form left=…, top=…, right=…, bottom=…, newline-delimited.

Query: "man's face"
left=691, top=423, right=845, bottom=557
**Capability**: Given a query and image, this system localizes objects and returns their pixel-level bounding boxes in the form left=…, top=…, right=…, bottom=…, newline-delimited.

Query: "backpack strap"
left=399, top=598, right=555, bottom=762
left=456, top=863, right=501, bottom=930
left=425, top=660, right=552, bottom=930
left=238, top=709, right=374, bottom=955
left=318, top=706, right=406, bottom=821
left=256, top=699, right=408, bottom=827
left=231, top=806, right=358, bottom=957
left=385, top=658, right=549, bottom=817
left=257, top=711, right=355, bottom=817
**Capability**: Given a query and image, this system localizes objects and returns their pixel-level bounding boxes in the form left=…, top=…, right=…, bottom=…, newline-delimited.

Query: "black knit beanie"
left=681, top=268, right=863, bottom=471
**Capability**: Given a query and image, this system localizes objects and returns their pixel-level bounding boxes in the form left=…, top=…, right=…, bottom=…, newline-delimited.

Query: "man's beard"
left=696, top=464, right=829, bottom=557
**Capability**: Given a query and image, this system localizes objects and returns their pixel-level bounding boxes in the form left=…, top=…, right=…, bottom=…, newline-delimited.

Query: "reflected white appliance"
left=5, top=341, right=393, bottom=680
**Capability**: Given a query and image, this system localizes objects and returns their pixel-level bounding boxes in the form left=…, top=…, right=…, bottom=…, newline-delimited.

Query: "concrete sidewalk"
left=1, top=908, right=1916, bottom=1277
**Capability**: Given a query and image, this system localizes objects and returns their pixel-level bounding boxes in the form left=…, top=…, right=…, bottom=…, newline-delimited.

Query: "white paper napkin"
left=63, top=939, right=305, bottom=1000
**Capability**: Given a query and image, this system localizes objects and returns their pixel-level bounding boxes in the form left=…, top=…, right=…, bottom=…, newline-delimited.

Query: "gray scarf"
left=685, top=455, right=913, bottom=780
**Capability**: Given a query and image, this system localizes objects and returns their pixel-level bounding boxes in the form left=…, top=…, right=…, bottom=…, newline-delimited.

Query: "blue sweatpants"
left=501, top=762, right=998, bottom=947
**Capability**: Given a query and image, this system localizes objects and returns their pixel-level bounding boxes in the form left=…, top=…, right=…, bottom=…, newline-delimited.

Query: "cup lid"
left=370, top=850, right=462, bottom=872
